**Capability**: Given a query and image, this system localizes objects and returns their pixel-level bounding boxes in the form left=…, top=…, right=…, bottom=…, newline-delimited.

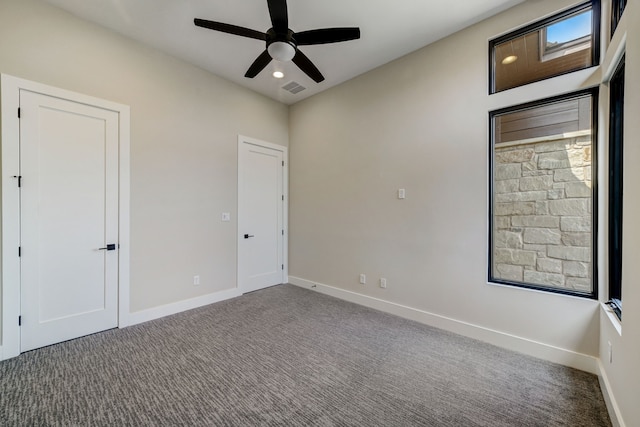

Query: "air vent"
left=282, top=81, right=306, bottom=94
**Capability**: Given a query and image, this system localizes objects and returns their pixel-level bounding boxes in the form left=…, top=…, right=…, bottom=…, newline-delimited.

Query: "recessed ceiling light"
left=273, top=71, right=284, bottom=79
left=502, top=55, right=518, bottom=65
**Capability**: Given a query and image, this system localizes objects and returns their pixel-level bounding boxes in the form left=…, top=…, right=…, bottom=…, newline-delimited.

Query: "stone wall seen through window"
left=490, top=93, right=594, bottom=295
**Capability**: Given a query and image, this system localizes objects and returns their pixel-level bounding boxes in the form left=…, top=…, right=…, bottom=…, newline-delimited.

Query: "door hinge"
left=18, top=246, right=21, bottom=257
left=282, top=264, right=284, bottom=270
left=282, top=195, right=284, bottom=201
left=18, top=315, right=22, bottom=326
left=282, top=161, right=284, bottom=167
left=18, top=107, right=20, bottom=118
left=282, top=229, right=284, bottom=236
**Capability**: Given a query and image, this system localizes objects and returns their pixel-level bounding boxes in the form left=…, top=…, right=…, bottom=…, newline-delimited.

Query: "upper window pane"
left=546, top=11, right=591, bottom=47
left=490, top=2, right=599, bottom=93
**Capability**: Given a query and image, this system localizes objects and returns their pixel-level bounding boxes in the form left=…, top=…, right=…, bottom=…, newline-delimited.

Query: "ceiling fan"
left=194, top=0, right=361, bottom=83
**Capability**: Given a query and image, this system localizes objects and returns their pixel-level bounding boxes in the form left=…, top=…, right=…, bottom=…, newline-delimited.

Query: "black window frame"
left=489, top=0, right=601, bottom=94
left=610, top=0, right=627, bottom=38
left=488, top=88, right=599, bottom=299
left=608, top=55, right=625, bottom=320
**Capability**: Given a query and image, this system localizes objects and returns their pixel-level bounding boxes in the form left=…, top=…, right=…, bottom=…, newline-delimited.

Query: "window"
left=608, top=56, right=624, bottom=319
left=610, top=0, right=627, bottom=38
left=489, top=1, right=600, bottom=93
left=489, top=90, right=598, bottom=297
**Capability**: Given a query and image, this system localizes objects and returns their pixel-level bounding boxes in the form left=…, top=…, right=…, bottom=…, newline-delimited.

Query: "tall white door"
left=20, top=90, right=119, bottom=352
left=238, top=139, right=285, bottom=293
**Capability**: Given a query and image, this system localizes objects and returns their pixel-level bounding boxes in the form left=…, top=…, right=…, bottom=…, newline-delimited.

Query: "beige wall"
left=290, top=0, right=639, bottom=424
left=599, top=1, right=640, bottom=425
left=0, top=0, right=289, bottom=329
left=290, top=0, right=601, bottom=357
left=1, top=0, right=638, bottom=424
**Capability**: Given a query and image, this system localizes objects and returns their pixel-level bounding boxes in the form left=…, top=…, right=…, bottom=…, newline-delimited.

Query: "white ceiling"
left=43, top=0, right=524, bottom=105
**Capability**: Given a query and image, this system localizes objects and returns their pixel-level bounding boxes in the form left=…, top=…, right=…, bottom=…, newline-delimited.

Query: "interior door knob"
left=98, top=244, right=117, bottom=251
left=244, top=234, right=255, bottom=239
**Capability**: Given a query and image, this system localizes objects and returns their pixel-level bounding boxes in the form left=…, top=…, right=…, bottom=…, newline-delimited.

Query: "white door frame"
left=237, top=135, right=288, bottom=292
left=1, top=74, right=131, bottom=360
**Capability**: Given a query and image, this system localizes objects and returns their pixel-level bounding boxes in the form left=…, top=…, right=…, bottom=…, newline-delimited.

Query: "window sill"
left=600, top=302, right=622, bottom=336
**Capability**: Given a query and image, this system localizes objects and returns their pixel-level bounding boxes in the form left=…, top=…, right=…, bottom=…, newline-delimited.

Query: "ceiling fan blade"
left=267, top=0, right=288, bottom=34
left=295, top=28, right=361, bottom=46
left=292, top=50, right=325, bottom=83
left=194, top=19, right=266, bottom=41
left=245, top=50, right=273, bottom=78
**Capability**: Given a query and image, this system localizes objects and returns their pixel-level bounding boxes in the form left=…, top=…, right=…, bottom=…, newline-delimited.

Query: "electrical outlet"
left=359, top=274, right=366, bottom=285
left=221, top=212, right=231, bottom=222
left=193, top=275, right=200, bottom=286
left=398, top=189, right=406, bottom=199
left=380, top=278, right=387, bottom=288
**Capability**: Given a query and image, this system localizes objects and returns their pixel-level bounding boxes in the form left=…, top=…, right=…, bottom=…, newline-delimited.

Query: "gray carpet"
left=0, top=284, right=611, bottom=426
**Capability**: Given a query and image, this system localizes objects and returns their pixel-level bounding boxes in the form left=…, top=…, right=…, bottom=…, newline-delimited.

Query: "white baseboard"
left=597, top=360, right=626, bottom=427
left=289, top=276, right=598, bottom=374
left=126, top=287, right=242, bottom=327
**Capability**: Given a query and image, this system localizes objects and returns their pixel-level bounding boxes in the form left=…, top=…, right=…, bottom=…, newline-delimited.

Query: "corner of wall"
left=289, top=276, right=599, bottom=374
left=597, top=359, right=626, bottom=427
left=126, top=287, right=242, bottom=327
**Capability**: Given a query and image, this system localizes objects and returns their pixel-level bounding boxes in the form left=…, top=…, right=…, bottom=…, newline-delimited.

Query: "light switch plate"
left=222, top=212, right=231, bottom=222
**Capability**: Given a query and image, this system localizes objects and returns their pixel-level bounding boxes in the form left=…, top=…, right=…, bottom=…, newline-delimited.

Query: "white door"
left=238, top=139, right=285, bottom=293
left=20, top=90, right=119, bottom=352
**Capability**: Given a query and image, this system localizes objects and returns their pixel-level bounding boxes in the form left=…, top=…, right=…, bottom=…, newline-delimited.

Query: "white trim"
left=601, top=302, right=622, bottom=336
left=598, top=359, right=626, bottom=427
left=289, top=276, right=598, bottom=374
left=1, top=75, right=22, bottom=359
left=127, top=288, right=242, bottom=326
left=118, top=105, right=132, bottom=328
left=0, top=74, right=131, bottom=360
left=486, top=67, right=596, bottom=113
left=237, top=135, right=289, bottom=293
left=602, top=32, right=627, bottom=85
left=283, top=147, right=289, bottom=282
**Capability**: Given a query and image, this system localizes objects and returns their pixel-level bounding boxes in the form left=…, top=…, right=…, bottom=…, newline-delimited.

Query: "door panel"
left=20, top=90, right=119, bottom=352
left=238, top=141, right=284, bottom=293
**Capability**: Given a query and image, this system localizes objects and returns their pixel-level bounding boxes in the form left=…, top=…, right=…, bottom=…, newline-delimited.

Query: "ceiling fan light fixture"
left=273, top=71, right=284, bottom=79
left=268, top=41, right=296, bottom=62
